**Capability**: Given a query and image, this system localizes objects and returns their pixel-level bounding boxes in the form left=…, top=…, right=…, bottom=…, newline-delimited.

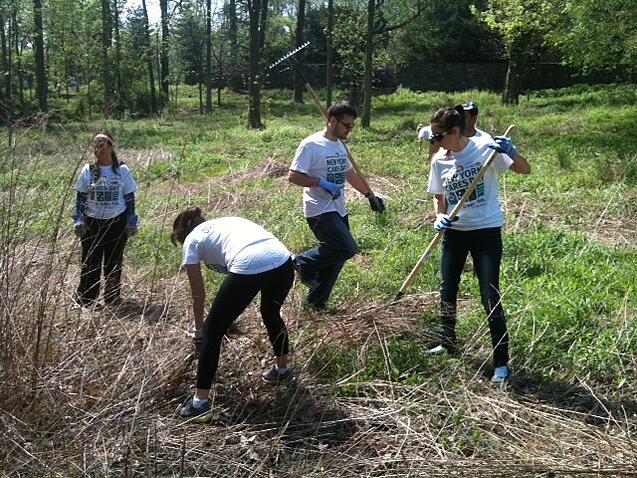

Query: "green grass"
left=2, top=83, right=636, bottom=392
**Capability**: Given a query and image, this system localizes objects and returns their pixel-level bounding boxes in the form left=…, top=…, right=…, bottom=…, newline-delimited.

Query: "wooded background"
left=1, top=0, right=635, bottom=128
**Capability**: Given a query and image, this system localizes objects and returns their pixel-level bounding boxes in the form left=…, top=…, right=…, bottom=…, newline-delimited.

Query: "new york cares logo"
left=443, top=162, right=484, bottom=205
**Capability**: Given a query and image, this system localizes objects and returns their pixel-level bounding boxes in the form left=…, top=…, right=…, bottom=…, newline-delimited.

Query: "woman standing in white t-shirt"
left=426, top=106, right=530, bottom=386
left=73, top=133, right=138, bottom=306
left=171, top=207, right=295, bottom=421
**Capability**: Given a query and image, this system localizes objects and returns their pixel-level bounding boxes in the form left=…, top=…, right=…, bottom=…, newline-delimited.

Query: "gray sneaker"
left=179, top=397, right=212, bottom=423
left=261, top=366, right=293, bottom=385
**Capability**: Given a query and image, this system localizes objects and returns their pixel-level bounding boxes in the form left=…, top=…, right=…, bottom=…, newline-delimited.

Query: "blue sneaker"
left=179, top=397, right=212, bottom=423
left=490, top=366, right=511, bottom=387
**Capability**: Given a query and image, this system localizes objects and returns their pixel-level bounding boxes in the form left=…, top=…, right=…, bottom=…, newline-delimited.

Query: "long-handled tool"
left=269, top=42, right=383, bottom=211
left=395, top=124, right=515, bottom=300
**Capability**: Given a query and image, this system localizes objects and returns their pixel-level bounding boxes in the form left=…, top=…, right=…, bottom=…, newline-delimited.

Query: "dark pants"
left=196, top=259, right=294, bottom=389
left=294, top=212, right=358, bottom=308
left=77, top=213, right=128, bottom=305
left=439, top=227, right=508, bottom=367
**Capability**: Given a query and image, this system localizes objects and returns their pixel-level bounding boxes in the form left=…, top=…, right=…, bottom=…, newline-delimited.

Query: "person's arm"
left=288, top=170, right=321, bottom=188
left=488, top=136, right=531, bottom=175
left=433, top=193, right=446, bottom=215
left=185, top=263, right=206, bottom=332
left=345, top=168, right=368, bottom=195
left=508, top=152, right=531, bottom=175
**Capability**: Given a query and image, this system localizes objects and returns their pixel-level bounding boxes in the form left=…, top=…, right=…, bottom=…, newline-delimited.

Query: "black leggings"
left=196, top=259, right=294, bottom=389
left=439, top=227, right=508, bottom=367
left=77, top=213, right=128, bottom=304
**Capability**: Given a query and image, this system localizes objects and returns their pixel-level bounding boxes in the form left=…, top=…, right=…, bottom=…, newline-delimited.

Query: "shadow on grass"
left=470, top=358, right=637, bottom=426
left=214, top=380, right=357, bottom=451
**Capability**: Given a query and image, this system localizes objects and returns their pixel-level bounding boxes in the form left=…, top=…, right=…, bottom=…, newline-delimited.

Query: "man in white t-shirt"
left=289, top=101, right=385, bottom=310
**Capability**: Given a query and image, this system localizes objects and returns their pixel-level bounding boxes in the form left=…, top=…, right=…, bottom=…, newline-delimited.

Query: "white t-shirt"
left=181, top=217, right=290, bottom=275
left=75, top=164, right=137, bottom=219
left=289, top=131, right=352, bottom=218
left=427, top=137, right=513, bottom=231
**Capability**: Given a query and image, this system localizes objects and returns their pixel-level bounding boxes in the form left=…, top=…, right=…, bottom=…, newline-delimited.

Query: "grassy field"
left=1, top=84, right=636, bottom=476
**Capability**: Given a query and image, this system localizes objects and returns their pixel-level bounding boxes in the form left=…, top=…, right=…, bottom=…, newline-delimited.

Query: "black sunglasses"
left=428, top=130, right=450, bottom=144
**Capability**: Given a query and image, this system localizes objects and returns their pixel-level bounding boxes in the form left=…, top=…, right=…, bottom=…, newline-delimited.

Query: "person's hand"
left=74, top=221, right=86, bottom=238
left=126, top=215, right=138, bottom=237
left=487, top=136, right=518, bottom=157
left=366, top=193, right=385, bottom=212
left=191, top=329, right=203, bottom=354
left=433, top=214, right=455, bottom=232
left=319, top=178, right=344, bottom=199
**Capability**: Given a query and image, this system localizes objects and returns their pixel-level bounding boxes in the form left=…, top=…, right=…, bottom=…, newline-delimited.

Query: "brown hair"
left=430, top=105, right=467, bottom=135
left=171, top=206, right=206, bottom=245
left=90, top=132, right=121, bottom=182
left=327, top=100, right=358, bottom=120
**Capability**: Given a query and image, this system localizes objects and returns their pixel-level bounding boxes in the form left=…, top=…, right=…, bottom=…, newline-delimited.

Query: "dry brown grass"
left=2, top=161, right=636, bottom=477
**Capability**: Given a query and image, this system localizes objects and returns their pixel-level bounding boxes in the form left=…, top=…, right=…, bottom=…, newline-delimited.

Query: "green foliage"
left=546, top=0, right=637, bottom=74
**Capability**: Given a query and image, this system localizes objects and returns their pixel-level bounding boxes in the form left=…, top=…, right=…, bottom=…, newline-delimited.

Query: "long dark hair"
left=90, top=132, right=120, bottom=182
left=171, top=207, right=206, bottom=245
left=430, top=105, right=467, bottom=135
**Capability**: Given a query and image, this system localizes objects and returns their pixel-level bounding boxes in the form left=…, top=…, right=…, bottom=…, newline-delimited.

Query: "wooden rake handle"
left=303, top=83, right=382, bottom=211
left=395, top=124, right=515, bottom=299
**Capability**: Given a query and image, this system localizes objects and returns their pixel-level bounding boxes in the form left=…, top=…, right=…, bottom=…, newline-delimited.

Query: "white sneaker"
left=426, top=344, right=449, bottom=355
left=490, top=366, right=510, bottom=386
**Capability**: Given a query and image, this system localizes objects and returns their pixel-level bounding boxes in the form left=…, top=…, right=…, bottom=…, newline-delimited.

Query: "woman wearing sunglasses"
left=426, top=105, right=530, bottom=386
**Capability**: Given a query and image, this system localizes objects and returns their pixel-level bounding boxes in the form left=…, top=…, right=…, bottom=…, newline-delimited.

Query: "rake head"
left=269, top=41, right=310, bottom=71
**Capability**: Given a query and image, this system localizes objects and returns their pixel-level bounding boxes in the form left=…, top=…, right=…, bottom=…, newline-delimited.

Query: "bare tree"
left=141, top=0, right=158, bottom=114
left=293, top=0, right=306, bottom=103
left=325, top=0, right=334, bottom=107
left=205, top=0, right=212, bottom=112
left=33, top=0, right=47, bottom=112
left=247, top=0, right=268, bottom=129
left=101, top=0, right=113, bottom=115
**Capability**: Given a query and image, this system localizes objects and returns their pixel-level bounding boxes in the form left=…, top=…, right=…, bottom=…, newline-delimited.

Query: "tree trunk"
left=205, top=0, right=212, bottom=113
left=361, top=0, right=375, bottom=128
left=247, top=0, right=264, bottom=129
left=101, top=0, right=113, bottom=116
left=0, top=10, right=8, bottom=110
left=33, top=0, right=47, bottom=112
left=141, top=0, right=157, bottom=115
left=227, top=0, right=239, bottom=91
left=113, top=0, right=122, bottom=111
left=502, top=59, right=523, bottom=105
left=12, top=1, right=23, bottom=110
left=325, top=0, right=334, bottom=108
left=293, top=0, right=306, bottom=103
left=198, top=81, right=203, bottom=114
left=159, top=0, right=169, bottom=110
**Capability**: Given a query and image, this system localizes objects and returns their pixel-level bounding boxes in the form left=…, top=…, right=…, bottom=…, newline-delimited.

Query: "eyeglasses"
left=428, top=130, right=450, bottom=144
left=338, top=120, right=355, bottom=130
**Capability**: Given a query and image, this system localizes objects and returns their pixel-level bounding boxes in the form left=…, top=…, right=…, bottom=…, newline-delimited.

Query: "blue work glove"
left=433, top=214, right=455, bottom=232
left=366, top=193, right=386, bottom=212
left=126, top=215, right=138, bottom=238
left=74, top=221, right=87, bottom=238
left=487, top=136, right=517, bottom=157
left=319, top=178, right=344, bottom=199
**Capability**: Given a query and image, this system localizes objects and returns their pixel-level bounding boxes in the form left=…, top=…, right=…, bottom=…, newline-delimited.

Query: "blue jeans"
left=295, top=212, right=358, bottom=308
left=439, top=227, right=508, bottom=367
